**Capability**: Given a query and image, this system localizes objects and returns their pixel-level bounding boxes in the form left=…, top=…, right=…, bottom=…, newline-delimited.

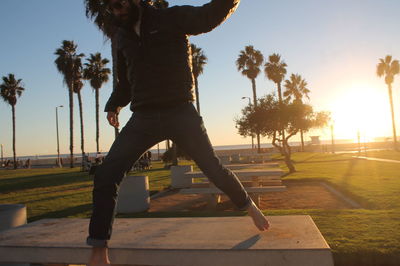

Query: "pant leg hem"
left=86, top=236, right=109, bottom=247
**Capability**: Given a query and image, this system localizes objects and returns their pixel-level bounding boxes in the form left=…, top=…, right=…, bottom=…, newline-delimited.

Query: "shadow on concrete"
left=231, top=234, right=261, bottom=249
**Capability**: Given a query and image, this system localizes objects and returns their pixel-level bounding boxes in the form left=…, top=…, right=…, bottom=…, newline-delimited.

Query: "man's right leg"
left=87, top=113, right=163, bottom=248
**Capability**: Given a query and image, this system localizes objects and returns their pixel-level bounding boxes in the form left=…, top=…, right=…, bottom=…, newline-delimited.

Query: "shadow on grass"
left=1, top=188, right=91, bottom=203
left=0, top=171, right=91, bottom=194
left=150, top=175, right=170, bottom=182
left=28, top=203, right=92, bottom=222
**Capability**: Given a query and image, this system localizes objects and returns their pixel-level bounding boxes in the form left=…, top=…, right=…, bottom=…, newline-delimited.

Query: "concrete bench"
left=239, top=153, right=272, bottom=163
left=191, top=179, right=283, bottom=188
left=183, top=169, right=285, bottom=208
left=181, top=186, right=286, bottom=194
left=225, top=163, right=280, bottom=170
left=0, top=216, right=334, bottom=266
left=184, top=169, right=284, bottom=180
left=180, top=185, right=286, bottom=208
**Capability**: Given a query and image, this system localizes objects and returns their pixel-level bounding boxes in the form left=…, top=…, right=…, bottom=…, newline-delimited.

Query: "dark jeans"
left=86, top=102, right=252, bottom=247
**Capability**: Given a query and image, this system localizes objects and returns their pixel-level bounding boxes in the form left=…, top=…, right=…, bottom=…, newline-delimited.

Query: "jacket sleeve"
left=166, top=0, right=240, bottom=36
left=104, top=50, right=131, bottom=113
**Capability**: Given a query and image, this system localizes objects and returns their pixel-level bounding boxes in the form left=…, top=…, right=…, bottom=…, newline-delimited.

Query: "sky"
left=1, top=0, right=400, bottom=157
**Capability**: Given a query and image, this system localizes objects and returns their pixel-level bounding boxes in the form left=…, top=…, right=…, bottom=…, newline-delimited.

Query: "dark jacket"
left=104, top=0, right=240, bottom=113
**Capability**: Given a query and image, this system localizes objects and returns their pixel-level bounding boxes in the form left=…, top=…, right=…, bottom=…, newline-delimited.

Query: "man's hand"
left=107, top=111, right=120, bottom=128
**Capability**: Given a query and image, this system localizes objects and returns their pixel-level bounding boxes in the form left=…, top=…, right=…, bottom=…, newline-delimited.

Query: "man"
left=87, top=0, right=270, bottom=265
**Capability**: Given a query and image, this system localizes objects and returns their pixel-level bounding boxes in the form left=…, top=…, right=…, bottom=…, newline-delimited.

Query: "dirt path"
left=149, top=180, right=353, bottom=212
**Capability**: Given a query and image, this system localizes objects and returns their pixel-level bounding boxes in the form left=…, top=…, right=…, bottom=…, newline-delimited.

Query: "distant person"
left=86, top=0, right=269, bottom=265
left=25, top=159, right=31, bottom=169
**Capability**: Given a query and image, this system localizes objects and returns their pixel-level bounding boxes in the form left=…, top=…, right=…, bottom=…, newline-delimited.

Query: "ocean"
left=3, top=139, right=358, bottom=160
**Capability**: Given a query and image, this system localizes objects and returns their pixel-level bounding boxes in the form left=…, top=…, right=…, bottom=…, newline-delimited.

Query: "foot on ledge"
left=246, top=200, right=270, bottom=231
left=87, top=247, right=111, bottom=266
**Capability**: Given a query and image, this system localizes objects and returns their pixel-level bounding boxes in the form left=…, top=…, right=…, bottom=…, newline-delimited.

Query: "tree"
left=83, top=53, right=111, bottom=153
left=235, top=94, right=330, bottom=173
left=264, top=53, right=288, bottom=155
left=190, top=43, right=207, bottom=115
left=54, top=40, right=85, bottom=168
left=0, top=74, right=25, bottom=170
left=284, top=73, right=310, bottom=151
left=376, top=55, right=400, bottom=150
left=236, top=45, right=264, bottom=152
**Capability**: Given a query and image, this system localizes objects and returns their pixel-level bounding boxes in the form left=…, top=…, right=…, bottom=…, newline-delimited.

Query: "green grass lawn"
left=363, top=149, right=400, bottom=161
left=1, top=153, right=400, bottom=265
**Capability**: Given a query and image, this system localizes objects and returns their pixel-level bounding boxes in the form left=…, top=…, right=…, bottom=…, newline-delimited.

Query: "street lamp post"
left=56, top=105, right=63, bottom=167
left=241, top=96, right=254, bottom=149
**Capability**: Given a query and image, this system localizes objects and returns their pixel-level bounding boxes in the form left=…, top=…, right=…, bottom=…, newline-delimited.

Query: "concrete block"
left=0, top=204, right=28, bottom=266
left=116, top=175, right=149, bottom=213
left=0, top=216, right=333, bottom=266
left=171, top=165, right=193, bottom=188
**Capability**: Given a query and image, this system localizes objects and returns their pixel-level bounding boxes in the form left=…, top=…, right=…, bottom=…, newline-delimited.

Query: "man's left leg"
left=167, top=103, right=269, bottom=230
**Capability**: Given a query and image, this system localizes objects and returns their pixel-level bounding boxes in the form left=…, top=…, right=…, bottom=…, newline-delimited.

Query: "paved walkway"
left=352, top=156, right=400, bottom=164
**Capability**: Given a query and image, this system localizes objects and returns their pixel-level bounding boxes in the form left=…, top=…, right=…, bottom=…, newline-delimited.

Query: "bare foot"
left=246, top=200, right=270, bottom=231
left=87, top=247, right=111, bottom=266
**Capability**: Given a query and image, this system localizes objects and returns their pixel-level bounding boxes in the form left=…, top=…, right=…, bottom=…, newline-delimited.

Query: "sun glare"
left=328, top=83, right=391, bottom=142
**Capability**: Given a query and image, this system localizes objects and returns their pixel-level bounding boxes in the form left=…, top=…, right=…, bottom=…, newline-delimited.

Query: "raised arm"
left=165, top=0, right=240, bottom=36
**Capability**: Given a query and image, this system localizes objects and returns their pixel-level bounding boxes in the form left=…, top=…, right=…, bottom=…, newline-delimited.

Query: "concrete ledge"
left=191, top=180, right=283, bottom=188
left=225, top=163, right=279, bottom=170
left=180, top=186, right=287, bottom=194
left=185, top=169, right=284, bottom=179
left=0, top=216, right=333, bottom=266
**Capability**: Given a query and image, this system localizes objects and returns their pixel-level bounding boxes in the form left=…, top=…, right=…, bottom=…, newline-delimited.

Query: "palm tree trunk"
left=277, top=81, right=286, bottom=153
left=251, top=78, right=257, bottom=107
left=95, top=88, right=100, bottom=153
left=12, top=105, right=17, bottom=170
left=251, top=78, right=261, bottom=153
left=277, top=82, right=283, bottom=103
left=388, top=84, right=398, bottom=150
left=195, top=78, right=200, bottom=115
left=69, top=83, right=74, bottom=168
left=300, top=129, right=304, bottom=152
left=77, top=91, right=85, bottom=165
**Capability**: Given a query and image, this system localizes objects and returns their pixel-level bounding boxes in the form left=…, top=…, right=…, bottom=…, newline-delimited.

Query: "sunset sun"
left=328, top=83, right=392, bottom=142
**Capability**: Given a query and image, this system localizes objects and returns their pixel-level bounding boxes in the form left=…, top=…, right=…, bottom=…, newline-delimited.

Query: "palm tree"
left=284, top=74, right=310, bottom=151
left=265, top=53, right=288, bottom=154
left=54, top=40, right=85, bottom=168
left=377, top=55, right=400, bottom=150
left=0, top=74, right=25, bottom=170
left=264, top=53, right=287, bottom=103
left=83, top=53, right=111, bottom=153
left=236, top=45, right=264, bottom=152
left=85, top=0, right=122, bottom=139
left=190, top=44, right=207, bottom=115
